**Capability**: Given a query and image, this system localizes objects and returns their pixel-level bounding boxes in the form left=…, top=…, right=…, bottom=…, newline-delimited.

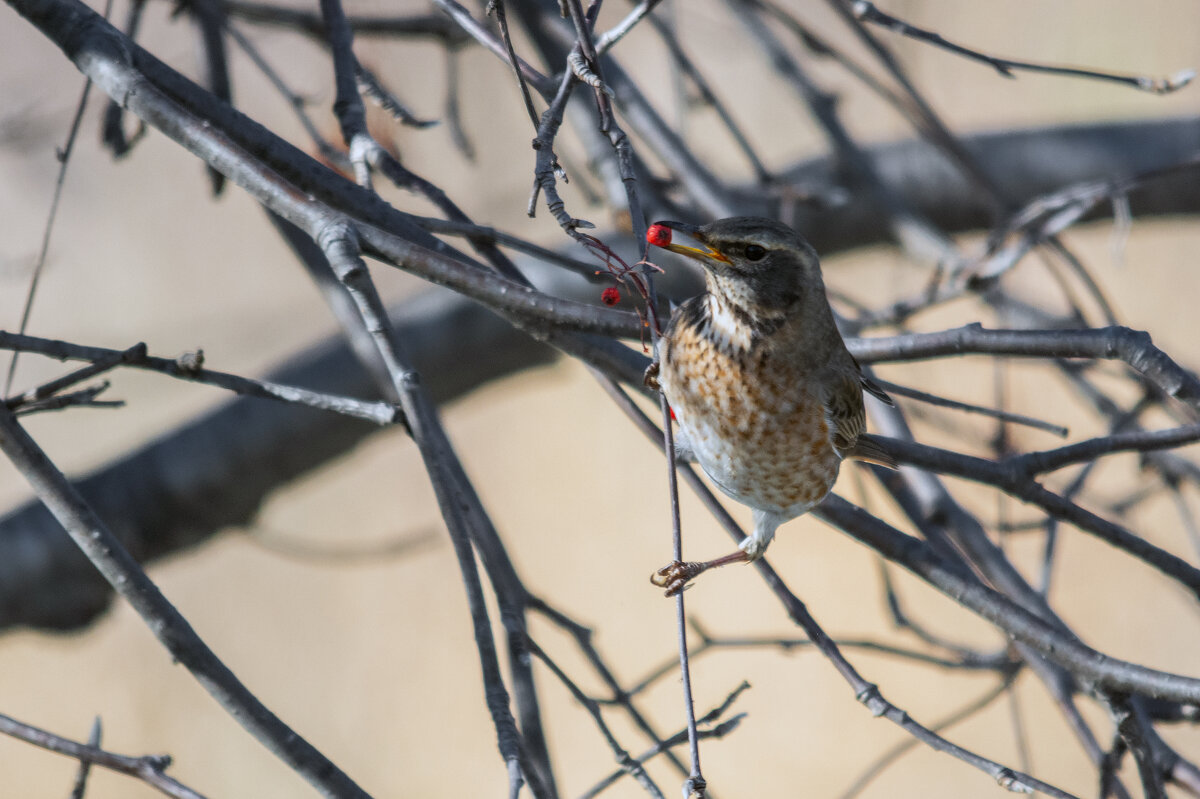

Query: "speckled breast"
left=661, top=326, right=842, bottom=518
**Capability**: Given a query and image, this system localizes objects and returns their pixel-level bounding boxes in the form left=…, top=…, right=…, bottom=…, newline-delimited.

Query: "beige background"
left=2, top=1, right=1200, bottom=796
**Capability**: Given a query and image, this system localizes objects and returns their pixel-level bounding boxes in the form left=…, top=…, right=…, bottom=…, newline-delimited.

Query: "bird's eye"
left=744, top=244, right=766, bottom=261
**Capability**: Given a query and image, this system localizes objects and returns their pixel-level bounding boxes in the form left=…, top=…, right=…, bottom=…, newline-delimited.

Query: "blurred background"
left=1, top=1, right=1200, bottom=796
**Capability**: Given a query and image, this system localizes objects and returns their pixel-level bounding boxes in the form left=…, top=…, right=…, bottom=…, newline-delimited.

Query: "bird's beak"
left=651, top=220, right=730, bottom=265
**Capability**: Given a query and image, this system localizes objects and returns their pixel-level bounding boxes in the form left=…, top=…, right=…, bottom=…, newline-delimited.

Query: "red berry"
left=646, top=224, right=672, bottom=248
left=669, top=407, right=676, bottom=421
left=601, top=286, right=621, bottom=306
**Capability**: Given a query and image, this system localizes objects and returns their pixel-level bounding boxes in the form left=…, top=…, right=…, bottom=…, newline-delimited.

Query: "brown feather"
left=846, top=434, right=898, bottom=469
left=823, top=369, right=867, bottom=456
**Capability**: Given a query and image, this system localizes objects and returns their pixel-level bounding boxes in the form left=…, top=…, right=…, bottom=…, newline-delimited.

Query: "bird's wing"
left=824, top=367, right=898, bottom=469
left=850, top=354, right=894, bottom=406
left=823, top=369, right=867, bottom=456
left=860, top=374, right=894, bottom=406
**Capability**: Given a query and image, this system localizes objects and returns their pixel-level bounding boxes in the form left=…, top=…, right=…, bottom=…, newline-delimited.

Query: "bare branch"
left=577, top=684, right=750, bottom=799
left=0, top=331, right=401, bottom=425
left=594, top=0, right=662, bottom=54
left=488, top=0, right=542, bottom=129
left=354, top=61, right=437, bottom=128
left=0, top=713, right=206, bottom=799
left=838, top=677, right=1015, bottom=799
left=11, top=382, right=123, bottom=416
left=526, top=638, right=666, bottom=799
left=4, top=343, right=142, bottom=410
left=873, top=377, right=1069, bottom=437
left=3, top=0, right=108, bottom=395
left=220, top=0, right=469, bottom=43
left=817, top=495, right=1200, bottom=705
left=0, top=407, right=374, bottom=798
left=850, top=324, right=1200, bottom=414
left=312, top=221, right=549, bottom=797
left=850, top=0, right=1195, bottom=95
left=430, top=0, right=554, bottom=96
left=68, top=717, right=101, bottom=799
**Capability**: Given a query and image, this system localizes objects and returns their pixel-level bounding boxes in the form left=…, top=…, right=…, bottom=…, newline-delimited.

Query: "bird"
left=644, top=216, right=896, bottom=596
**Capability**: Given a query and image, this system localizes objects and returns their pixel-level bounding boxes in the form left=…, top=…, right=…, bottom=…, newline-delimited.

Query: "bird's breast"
left=660, top=322, right=841, bottom=518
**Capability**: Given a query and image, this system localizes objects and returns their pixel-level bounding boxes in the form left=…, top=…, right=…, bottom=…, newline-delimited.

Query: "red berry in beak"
left=646, top=224, right=672, bottom=248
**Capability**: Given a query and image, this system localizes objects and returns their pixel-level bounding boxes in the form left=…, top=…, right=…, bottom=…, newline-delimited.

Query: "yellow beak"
left=650, top=220, right=731, bottom=265
left=662, top=241, right=730, bottom=264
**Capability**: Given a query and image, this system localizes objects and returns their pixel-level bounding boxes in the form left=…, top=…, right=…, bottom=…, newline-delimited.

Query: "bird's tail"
left=846, top=434, right=898, bottom=469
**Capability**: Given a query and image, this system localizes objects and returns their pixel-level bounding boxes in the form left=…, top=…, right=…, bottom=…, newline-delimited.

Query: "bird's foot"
left=651, top=549, right=750, bottom=596
left=650, top=560, right=705, bottom=597
left=643, top=361, right=661, bottom=391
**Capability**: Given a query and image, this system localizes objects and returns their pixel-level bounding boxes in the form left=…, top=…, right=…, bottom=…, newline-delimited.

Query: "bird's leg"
left=651, top=550, right=749, bottom=596
left=651, top=510, right=784, bottom=596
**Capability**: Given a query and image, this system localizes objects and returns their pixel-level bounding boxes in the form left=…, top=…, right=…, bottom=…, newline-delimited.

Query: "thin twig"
left=68, top=717, right=102, bottom=799
left=839, top=676, right=1016, bottom=799
left=4, top=343, right=142, bottom=409
left=222, top=21, right=344, bottom=165
left=881, top=435, right=1200, bottom=600
left=4, top=0, right=112, bottom=395
left=874, top=377, right=1069, bottom=437
left=430, top=0, right=554, bottom=96
left=0, top=713, right=206, bottom=799
left=817, top=495, right=1200, bottom=706
left=100, top=0, right=146, bottom=157
left=594, top=0, right=662, bottom=54
left=690, top=625, right=1015, bottom=673
left=526, top=638, right=666, bottom=799
left=577, top=683, right=751, bottom=799
left=529, top=594, right=695, bottom=783
left=355, top=61, right=437, bottom=127
left=851, top=0, right=1195, bottom=95
left=220, top=1, right=468, bottom=43
left=0, top=331, right=401, bottom=425
left=488, top=0, right=541, bottom=129
left=12, top=382, right=123, bottom=415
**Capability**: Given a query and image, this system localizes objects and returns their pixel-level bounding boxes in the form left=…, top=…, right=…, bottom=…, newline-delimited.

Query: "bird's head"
left=647, top=217, right=823, bottom=314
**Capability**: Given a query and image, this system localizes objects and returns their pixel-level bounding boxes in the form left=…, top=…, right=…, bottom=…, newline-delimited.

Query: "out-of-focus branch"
left=220, top=0, right=469, bottom=44
left=849, top=0, right=1195, bottom=95
left=778, top=117, right=1200, bottom=256
left=0, top=407, right=374, bottom=799
left=0, top=289, right=554, bottom=631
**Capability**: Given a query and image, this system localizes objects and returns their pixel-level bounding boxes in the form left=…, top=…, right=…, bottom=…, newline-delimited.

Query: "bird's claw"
left=643, top=362, right=661, bottom=391
left=650, top=560, right=702, bottom=597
